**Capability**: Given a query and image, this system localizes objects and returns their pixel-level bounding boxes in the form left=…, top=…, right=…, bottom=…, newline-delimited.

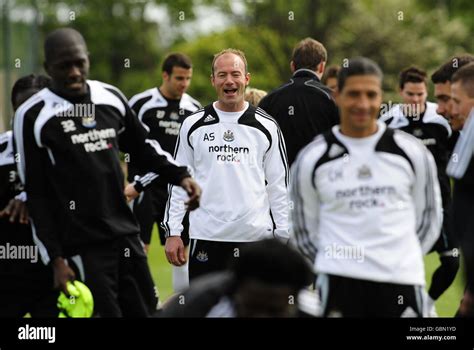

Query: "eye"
left=367, top=91, right=377, bottom=99
left=347, top=91, right=359, bottom=97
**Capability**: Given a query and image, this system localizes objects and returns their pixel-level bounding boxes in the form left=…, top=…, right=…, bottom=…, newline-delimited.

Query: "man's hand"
left=0, top=199, right=29, bottom=224
left=165, top=236, right=186, bottom=266
left=180, top=177, right=201, bottom=211
left=124, top=183, right=140, bottom=202
left=53, top=257, right=76, bottom=295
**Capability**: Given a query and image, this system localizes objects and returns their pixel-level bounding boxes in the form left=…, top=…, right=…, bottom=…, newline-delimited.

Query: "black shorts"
left=188, top=239, right=257, bottom=281
left=0, top=220, right=58, bottom=318
left=68, top=234, right=158, bottom=317
left=317, top=274, right=426, bottom=317
left=132, top=183, right=189, bottom=246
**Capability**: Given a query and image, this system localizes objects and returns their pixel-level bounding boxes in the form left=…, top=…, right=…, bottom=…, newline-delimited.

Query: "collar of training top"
left=292, top=68, right=320, bottom=80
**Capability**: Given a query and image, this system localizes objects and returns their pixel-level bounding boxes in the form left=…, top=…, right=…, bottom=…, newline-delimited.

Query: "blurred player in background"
left=126, top=53, right=201, bottom=292
left=0, top=74, right=58, bottom=317
left=259, top=38, right=339, bottom=166
left=380, top=66, right=457, bottom=316
left=322, top=65, right=340, bottom=98
left=447, top=63, right=474, bottom=317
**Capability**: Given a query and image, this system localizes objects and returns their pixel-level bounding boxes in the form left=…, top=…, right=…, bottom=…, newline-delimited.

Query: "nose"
left=356, top=94, right=371, bottom=110
left=223, top=74, right=234, bottom=85
left=69, top=65, right=81, bottom=78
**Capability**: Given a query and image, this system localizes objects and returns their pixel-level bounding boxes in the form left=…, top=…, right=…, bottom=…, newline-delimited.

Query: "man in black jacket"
left=258, top=37, right=339, bottom=165
left=13, top=28, right=201, bottom=317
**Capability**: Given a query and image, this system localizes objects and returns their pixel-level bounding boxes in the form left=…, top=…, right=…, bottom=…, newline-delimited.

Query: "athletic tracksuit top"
left=127, top=87, right=201, bottom=187
left=159, top=101, right=290, bottom=242
left=0, top=131, right=22, bottom=209
left=258, top=69, right=339, bottom=166
left=13, top=80, right=190, bottom=263
left=291, top=121, right=442, bottom=286
left=380, top=102, right=452, bottom=209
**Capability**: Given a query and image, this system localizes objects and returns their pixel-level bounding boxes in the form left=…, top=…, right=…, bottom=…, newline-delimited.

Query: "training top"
left=160, top=102, right=290, bottom=242
left=380, top=102, right=452, bottom=208
left=13, top=80, right=190, bottom=263
left=291, top=121, right=442, bottom=286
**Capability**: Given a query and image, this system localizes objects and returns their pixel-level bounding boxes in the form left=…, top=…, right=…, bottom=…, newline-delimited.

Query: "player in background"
left=322, top=65, right=340, bottom=98
left=380, top=67, right=457, bottom=316
left=126, top=53, right=201, bottom=292
left=244, top=87, right=267, bottom=107
left=0, top=74, right=58, bottom=317
left=431, top=55, right=474, bottom=152
left=258, top=38, right=339, bottom=166
left=159, top=239, right=315, bottom=317
left=447, top=63, right=474, bottom=317
left=291, top=57, right=442, bottom=317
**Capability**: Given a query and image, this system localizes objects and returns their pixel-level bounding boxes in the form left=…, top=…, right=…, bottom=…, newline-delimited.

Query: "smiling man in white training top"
left=162, top=48, right=289, bottom=280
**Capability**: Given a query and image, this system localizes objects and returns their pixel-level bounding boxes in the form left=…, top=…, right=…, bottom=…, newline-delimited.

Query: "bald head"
left=44, top=28, right=87, bottom=63
left=43, top=28, right=89, bottom=98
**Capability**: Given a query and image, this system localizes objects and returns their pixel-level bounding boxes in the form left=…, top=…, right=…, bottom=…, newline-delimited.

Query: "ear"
left=318, top=61, right=326, bottom=75
left=162, top=71, right=169, bottom=81
left=210, top=74, right=215, bottom=87
left=290, top=61, right=295, bottom=73
left=245, top=72, right=251, bottom=86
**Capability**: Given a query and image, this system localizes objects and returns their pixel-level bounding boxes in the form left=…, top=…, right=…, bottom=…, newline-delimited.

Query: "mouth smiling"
left=223, top=87, right=238, bottom=97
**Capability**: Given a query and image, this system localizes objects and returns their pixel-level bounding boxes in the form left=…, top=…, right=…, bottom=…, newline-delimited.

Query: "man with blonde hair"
left=160, top=48, right=290, bottom=280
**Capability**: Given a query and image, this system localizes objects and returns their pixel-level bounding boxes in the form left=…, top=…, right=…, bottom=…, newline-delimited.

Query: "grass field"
left=147, top=226, right=466, bottom=317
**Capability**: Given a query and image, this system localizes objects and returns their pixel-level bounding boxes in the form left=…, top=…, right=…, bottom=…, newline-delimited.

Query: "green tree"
left=172, top=26, right=290, bottom=104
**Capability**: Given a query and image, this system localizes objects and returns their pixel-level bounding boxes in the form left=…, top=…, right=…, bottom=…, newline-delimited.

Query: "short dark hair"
left=230, top=239, right=313, bottom=290
left=337, top=57, right=383, bottom=92
left=399, top=66, right=427, bottom=90
left=452, top=62, right=474, bottom=98
left=11, top=74, right=51, bottom=108
left=291, top=38, right=327, bottom=71
left=431, top=54, right=474, bottom=84
left=322, top=65, right=340, bottom=85
left=162, top=53, right=192, bottom=75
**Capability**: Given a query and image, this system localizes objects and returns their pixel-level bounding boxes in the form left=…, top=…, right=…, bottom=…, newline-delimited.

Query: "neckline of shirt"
left=333, top=121, right=386, bottom=146
left=213, top=101, right=249, bottom=120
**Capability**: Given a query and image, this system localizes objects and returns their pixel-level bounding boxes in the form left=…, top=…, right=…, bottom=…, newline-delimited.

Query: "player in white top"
left=162, top=49, right=289, bottom=281
left=291, top=57, right=442, bottom=317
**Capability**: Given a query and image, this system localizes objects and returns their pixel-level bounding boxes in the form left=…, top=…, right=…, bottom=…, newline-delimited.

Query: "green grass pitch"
left=147, top=227, right=466, bottom=317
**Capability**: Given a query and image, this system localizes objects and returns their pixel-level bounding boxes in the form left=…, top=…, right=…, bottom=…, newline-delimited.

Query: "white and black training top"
left=161, top=101, right=290, bottom=242
left=290, top=121, right=442, bottom=286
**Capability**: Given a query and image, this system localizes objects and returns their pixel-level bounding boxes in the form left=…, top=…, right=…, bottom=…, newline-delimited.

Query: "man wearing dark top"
left=13, top=28, right=201, bottom=317
left=127, top=53, right=201, bottom=292
left=258, top=38, right=339, bottom=166
left=431, top=55, right=474, bottom=153
left=447, top=63, right=474, bottom=316
left=0, top=74, right=58, bottom=317
left=380, top=66, right=457, bottom=316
